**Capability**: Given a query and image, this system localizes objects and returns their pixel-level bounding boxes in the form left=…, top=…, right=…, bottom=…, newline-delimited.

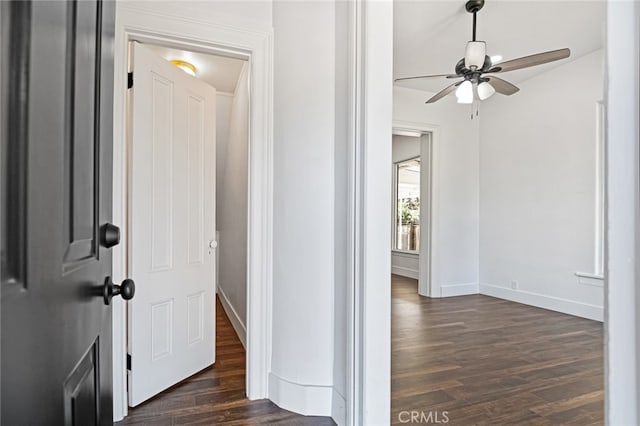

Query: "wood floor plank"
left=119, top=275, right=603, bottom=425
left=117, top=298, right=334, bottom=425
left=390, top=274, right=604, bottom=425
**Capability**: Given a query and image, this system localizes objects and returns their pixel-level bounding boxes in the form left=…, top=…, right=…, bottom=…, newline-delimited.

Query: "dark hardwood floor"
left=116, top=298, right=335, bottom=425
left=118, top=277, right=603, bottom=425
left=391, top=274, right=604, bottom=425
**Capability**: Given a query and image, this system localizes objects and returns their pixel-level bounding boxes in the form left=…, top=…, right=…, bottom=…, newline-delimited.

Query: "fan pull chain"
left=470, top=102, right=480, bottom=120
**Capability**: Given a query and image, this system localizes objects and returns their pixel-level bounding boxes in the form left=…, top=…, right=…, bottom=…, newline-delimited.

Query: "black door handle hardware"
left=103, top=276, right=135, bottom=305
left=100, top=223, right=121, bottom=248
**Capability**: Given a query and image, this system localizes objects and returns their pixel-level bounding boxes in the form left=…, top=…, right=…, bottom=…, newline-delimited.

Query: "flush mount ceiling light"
left=170, top=59, right=197, bottom=77
left=394, top=0, right=571, bottom=105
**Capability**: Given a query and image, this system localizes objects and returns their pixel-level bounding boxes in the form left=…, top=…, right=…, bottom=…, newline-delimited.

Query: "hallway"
left=117, top=298, right=334, bottom=425
left=391, top=274, right=604, bottom=425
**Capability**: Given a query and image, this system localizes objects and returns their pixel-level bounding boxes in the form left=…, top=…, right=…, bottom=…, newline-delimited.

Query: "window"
left=394, top=158, right=420, bottom=252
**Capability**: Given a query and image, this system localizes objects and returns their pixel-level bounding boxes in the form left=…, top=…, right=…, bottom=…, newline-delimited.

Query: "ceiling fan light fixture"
left=394, top=0, right=571, bottom=108
left=456, top=80, right=474, bottom=104
left=464, top=41, right=486, bottom=70
left=477, top=81, right=496, bottom=100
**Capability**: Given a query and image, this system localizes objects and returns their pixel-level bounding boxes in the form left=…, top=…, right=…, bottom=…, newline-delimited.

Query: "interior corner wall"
left=216, top=63, right=250, bottom=346
left=479, top=49, right=605, bottom=321
left=216, top=95, right=233, bottom=171
left=271, top=0, right=336, bottom=417
left=393, top=86, right=480, bottom=296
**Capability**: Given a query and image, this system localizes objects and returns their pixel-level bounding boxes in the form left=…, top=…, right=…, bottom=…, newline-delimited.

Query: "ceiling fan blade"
left=485, top=76, right=519, bottom=95
left=488, top=48, right=570, bottom=73
left=425, top=81, right=462, bottom=104
left=395, top=73, right=460, bottom=82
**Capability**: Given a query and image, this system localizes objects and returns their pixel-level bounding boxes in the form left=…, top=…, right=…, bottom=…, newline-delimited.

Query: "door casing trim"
left=112, top=4, right=273, bottom=420
left=392, top=122, right=437, bottom=297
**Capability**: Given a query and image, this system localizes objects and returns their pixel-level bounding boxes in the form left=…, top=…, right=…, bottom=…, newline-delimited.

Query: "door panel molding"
left=62, top=0, right=103, bottom=271
left=149, top=73, right=174, bottom=272
left=1, top=1, right=31, bottom=290
left=187, top=94, right=205, bottom=266
left=63, top=339, right=100, bottom=426
left=392, top=121, right=439, bottom=298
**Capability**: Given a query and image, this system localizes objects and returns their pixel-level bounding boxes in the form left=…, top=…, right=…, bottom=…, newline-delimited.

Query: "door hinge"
left=126, top=353, right=132, bottom=370
left=127, top=72, right=133, bottom=89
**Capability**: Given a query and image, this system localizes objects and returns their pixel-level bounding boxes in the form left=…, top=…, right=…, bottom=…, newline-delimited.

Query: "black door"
left=1, top=1, right=124, bottom=424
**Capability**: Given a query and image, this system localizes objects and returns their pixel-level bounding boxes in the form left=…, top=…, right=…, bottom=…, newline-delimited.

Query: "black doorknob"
left=100, top=223, right=121, bottom=248
left=103, top=276, right=135, bottom=305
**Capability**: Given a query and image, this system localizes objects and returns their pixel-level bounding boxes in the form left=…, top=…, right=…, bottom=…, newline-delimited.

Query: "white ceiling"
left=394, top=0, right=606, bottom=93
left=146, top=44, right=246, bottom=94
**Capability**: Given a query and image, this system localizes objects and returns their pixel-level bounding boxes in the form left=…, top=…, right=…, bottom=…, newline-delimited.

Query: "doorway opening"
left=111, top=7, right=273, bottom=421
left=121, top=40, right=250, bottom=412
left=391, top=129, right=433, bottom=297
left=386, top=1, right=607, bottom=423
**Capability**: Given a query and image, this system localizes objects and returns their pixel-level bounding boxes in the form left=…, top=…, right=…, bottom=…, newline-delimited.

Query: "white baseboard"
left=440, top=282, right=479, bottom=297
left=217, top=286, right=247, bottom=348
left=331, top=389, right=346, bottom=426
left=479, top=283, right=604, bottom=322
left=391, top=266, right=419, bottom=280
left=268, top=372, right=332, bottom=416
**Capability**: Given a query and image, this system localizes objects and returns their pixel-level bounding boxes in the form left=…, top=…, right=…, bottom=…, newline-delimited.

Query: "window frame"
left=392, top=155, right=421, bottom=253
left=594, top=100, right=605, bottom=277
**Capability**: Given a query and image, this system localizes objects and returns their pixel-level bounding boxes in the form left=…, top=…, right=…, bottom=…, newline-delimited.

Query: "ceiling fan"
left=395, top=0, right=571, bottom=104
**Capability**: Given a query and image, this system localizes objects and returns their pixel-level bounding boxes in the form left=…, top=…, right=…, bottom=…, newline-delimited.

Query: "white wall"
left=271, top=0, right=336, bottom=417
left=216, top=94, right=233, bottom=184
left=393, top=86, right=480, bottom=296
left=119, top=0, right=272, bottom=32
left=392, top=134, right=420, bottom=163
left=216, top=63, right=250, bottom=346
left=479, top=50, right=604, bottom=321
left=391, top=252, right=419, bottom=280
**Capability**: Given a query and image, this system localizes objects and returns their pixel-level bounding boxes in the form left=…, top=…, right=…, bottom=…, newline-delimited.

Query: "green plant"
left=400, top=197, right=420, bottom=224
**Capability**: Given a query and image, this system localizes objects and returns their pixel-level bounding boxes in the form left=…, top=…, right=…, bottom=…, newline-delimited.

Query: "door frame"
left=391, top=124, right=438, bottom=297
left=348, top=2, right=394, bottom=424
left=111, top=5, right=273, bottom=420
left=354, top=1, right=640, bottom=424
left=605, top=1, right=640, bottom=423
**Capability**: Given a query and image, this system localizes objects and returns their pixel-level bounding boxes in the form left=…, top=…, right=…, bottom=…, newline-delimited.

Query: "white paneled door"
left=128, top=42, right=217, bottom=406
